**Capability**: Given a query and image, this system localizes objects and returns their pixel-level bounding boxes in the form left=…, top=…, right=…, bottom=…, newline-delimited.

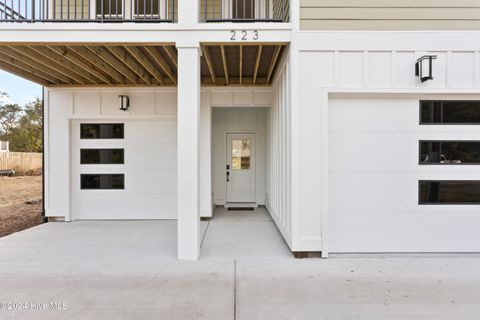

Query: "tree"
left=0, top=93, right=42, bottom=153
left=0, top=92, right=22, bottom=136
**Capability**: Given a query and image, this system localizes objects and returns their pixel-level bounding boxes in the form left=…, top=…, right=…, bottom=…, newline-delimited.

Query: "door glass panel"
left=420, top=101, right=480, bottom=124
left=80, top=123, right=124, bottom=139
left=96, top=0, right=123, bottom=17
left=81, top=149, right=124, bottom=164
left=231, top=139, right=251, bottom=170
left=135, top=0, right=160, bottom=16
left=420, top=141, right=480, bottom=165
left=81, top=174, right=125, bottom=190
left=419, top=181, right=480, bottom=204
left=232, top=0, right=254, bottom=19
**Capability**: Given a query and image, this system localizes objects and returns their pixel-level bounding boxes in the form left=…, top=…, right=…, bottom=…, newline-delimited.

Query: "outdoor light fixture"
left=118, top=95, right=130, bottom=111
left=415, top=55, right=437, bottom=83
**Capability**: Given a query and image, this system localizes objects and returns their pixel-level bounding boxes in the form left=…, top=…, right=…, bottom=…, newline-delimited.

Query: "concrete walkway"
left=0, top=208, right=479, bottom=319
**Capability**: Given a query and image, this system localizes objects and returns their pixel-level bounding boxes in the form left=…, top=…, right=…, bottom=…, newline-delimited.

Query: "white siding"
left=267, top=54, right=292, bottom=248
left=298, top=50, right=480, bottom=90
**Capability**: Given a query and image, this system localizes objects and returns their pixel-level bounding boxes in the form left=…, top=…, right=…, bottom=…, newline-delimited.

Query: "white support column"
left=177, top=41, right=201, bottom=260
left=178, top=0, right=199, bottom=25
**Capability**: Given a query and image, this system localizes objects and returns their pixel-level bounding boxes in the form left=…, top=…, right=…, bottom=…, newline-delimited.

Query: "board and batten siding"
left=266, top=52, right=292, bottom=249
left=300, top=0, right=480, bottom=30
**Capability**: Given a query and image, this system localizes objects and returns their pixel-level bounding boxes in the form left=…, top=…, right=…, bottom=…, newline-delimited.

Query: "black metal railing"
left=0, top=0, right=176, bottom=22
left=201, top=0, right=288, bottom=22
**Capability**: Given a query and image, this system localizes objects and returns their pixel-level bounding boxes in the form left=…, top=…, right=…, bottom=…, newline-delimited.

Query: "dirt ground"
left=0, top=175, right=43, bottom=237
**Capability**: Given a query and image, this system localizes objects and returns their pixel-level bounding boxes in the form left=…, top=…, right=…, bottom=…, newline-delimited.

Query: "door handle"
left=226, top=171, right=230, bottom=182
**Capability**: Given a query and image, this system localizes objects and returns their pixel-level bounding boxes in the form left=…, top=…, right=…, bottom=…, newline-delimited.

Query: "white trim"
left=319, top=88, right=329, bottom=258
left=0, top=25, right=291, bottom=44
left=43, top=87, right=50, bottom=215
left=296, top=32, right=480, bottom=51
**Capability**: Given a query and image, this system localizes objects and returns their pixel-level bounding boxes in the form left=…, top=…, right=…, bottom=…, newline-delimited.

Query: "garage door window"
left=81, top=149, right=124, bottom=164
left=80, top=123, right=124, bottom=139
left=81, top=174, right=125, bottom=190
left=420, top=141, right=480, bottom=165
left=420, top=101, right=480, bottom=124
left=419, top=181, right=480, bottom=204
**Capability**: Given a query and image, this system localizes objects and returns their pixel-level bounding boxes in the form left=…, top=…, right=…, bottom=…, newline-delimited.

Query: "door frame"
left=224, top=130, right=257, bottom=204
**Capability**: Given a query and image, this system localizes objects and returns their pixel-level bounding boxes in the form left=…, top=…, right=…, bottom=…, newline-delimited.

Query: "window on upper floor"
left=201, top=0, right=289, bottom=22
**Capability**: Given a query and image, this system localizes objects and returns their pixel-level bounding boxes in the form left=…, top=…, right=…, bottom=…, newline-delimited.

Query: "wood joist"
left=0, top=44, right=177, bottom=87
left=0, top=43, right=287, bottom=87
left=201, top=43, right=287, bottom=86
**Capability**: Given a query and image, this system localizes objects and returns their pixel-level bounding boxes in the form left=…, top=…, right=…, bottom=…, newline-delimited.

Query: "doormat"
left=227, top=207, right=255, bottom=211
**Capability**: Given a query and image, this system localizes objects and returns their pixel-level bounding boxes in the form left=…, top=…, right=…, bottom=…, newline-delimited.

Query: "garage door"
left=329, top=98, right=480, bottom=253
left=72, top=120, right=176, bottom=220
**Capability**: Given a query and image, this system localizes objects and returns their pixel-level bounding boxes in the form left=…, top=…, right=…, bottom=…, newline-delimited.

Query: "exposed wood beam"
left=239, top=45, right=243, bottom=85
left=9, top=46, right=86, bottom=84
left=47, top=46, right=111, bottom=84
left=87, top=46, right=138, bottom=84
left=0, top=47, right=73, bottom=84
left=26, top=46, right=98, bottom=85
left=105, top=46, right=152, bottom=85
left=0, top=55, right=54, bottom=85
left=124, top=46, right=164, bottom=85
left=201, top=76, right=268, bottom=86
left=202, top=46, right=216, bottom=85
left=49, top=83, right=177, bottom=88
left=253, top=45, right=263, bottom=85
left=266, top=45, right=282, bottom=84
left=162, top=45, right=177, bottom=68
left=0, top=59, right=51, bottom=86
left=143, top=46, right=176, bottom=84
left=67, top=46, right=126, bottom=84
left=220, top=45, right=229, bottom=85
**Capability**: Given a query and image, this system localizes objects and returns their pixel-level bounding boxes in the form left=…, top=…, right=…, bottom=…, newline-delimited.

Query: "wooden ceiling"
left=201, top=44, right=287, bottom=86
left=0, top=44, right=178, bottom=87
left=0, top=43, right=287, bottom=87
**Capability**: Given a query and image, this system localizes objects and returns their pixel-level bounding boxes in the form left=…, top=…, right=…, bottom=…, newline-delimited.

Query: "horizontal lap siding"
left=300, top=0, right=480, bottom=30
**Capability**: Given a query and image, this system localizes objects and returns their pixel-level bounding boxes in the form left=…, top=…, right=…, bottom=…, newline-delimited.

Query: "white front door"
left=226, top=133, right=256, bottom=203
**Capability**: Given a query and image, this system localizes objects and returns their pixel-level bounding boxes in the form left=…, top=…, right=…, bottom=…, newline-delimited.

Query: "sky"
left=0, top=70, right=42, bottom=105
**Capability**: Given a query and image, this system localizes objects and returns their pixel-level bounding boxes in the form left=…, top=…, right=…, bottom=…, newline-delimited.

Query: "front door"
left=226, top=133, right=256, bottom=203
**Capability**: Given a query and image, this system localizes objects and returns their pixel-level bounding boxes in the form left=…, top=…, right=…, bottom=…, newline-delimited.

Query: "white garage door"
left=72, top=120, right=176, bottom=220
left=329, top=97, right=480, bottom=253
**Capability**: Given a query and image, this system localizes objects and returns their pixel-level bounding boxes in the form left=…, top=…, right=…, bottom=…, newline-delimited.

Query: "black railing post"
left=31, top=0, right=35, bottom=21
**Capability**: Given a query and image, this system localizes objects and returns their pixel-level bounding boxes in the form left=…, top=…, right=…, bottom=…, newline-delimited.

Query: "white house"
left=1, top=0, right=480, bottom=259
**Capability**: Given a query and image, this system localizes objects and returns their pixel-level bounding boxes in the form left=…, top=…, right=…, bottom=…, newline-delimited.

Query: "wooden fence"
left=0, top=152, right=42, bottom=174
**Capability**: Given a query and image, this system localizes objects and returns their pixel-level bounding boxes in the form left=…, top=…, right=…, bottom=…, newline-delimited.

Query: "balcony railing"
left=201, top=0, right=288, bottom=22
left=0, top=0, right=176, bottom=22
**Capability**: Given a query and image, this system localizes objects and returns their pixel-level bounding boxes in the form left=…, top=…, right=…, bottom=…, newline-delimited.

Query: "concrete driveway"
left=0, top=208, right=479, bottom=320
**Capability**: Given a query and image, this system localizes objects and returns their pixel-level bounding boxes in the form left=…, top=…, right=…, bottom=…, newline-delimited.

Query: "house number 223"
left=230, top=30, right=259, bottom=41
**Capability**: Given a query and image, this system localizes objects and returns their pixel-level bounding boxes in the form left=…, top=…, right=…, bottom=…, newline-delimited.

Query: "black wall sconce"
left=118, top=95, right=130, bottom=111
left=415, top=55, right=437, bottom=83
